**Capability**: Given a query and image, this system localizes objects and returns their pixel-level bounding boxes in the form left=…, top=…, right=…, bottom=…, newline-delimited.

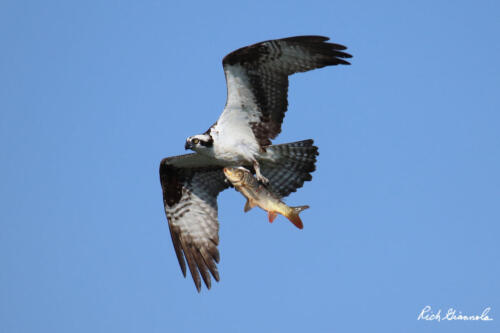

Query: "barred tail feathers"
left=261, top=139, right=319, bottom=198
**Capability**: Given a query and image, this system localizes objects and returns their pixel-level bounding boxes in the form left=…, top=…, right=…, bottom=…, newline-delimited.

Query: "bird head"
left=185, top=134, right=213, bottom=152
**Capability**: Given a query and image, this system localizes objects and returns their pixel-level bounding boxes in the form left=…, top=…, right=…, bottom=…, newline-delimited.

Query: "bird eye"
left=192, top=138, right=199, bottom=144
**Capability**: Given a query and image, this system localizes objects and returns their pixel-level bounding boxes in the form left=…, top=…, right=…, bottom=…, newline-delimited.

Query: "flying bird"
left=160, top=36, right=351, bottom=291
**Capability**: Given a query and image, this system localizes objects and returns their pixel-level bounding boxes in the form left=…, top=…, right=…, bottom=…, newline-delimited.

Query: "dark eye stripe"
left=200, top=137, right=214, bottom=147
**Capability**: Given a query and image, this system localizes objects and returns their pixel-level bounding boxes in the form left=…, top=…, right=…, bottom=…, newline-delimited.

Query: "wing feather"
left=159, top=154, right=228, bottom=292
left=218, top=35, right=352, bottom=146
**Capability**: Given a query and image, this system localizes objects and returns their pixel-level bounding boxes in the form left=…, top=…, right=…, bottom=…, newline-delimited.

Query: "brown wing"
left=219, top=36, right=352, bottom=146
left=159, top=154, right=228, bottom=292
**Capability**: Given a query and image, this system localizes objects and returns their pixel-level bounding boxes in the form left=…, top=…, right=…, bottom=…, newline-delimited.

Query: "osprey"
left=160, top=36, right=351, bottom=291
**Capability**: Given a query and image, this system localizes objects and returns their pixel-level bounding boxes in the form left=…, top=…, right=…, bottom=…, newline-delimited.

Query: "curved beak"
left=185, top=141, right=192, bottom=150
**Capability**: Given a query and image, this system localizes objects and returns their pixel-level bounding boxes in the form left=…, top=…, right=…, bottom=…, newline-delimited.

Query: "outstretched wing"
left=159, top=154, right=228, bottom=292
left=216, top=35, right=352, bottom=146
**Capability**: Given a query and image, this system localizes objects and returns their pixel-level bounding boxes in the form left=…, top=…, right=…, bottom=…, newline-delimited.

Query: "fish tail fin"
left=287, top=205, right=309, bottom=229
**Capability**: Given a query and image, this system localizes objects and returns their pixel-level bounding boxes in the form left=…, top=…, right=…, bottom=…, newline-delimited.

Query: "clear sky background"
left=1, top=1, right=499, bottom=332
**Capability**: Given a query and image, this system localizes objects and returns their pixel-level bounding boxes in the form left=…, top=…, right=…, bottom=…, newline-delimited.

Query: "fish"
left=223, top=167, right=309, bottom=229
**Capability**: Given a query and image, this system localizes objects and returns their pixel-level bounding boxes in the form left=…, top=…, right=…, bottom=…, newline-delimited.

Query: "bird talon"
left=257, top=174, right=269, bottom=184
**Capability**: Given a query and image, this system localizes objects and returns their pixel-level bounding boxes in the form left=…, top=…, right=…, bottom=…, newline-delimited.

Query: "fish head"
left=223, top=167, right=248, bottom=185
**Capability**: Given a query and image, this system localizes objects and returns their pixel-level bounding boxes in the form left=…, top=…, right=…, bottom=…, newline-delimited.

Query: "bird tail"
left=260, top=140, right=319, bottom=198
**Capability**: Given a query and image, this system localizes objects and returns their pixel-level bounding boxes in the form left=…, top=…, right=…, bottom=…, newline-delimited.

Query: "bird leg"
left=253, top=160, right=269, bottom=184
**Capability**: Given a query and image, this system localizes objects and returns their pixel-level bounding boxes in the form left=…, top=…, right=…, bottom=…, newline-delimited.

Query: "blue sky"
left=1, top=0, right=499, bottom=332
